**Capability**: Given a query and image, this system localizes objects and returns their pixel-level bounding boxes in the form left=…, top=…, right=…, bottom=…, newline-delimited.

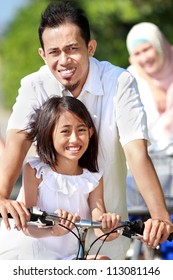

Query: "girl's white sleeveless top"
left=0, top=157, right=102, bottom=260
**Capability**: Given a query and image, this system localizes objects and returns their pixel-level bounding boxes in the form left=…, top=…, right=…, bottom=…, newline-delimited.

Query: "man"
left=0, top=1, right=172, bottom=259
left=0, top=132, right=4, bottom=157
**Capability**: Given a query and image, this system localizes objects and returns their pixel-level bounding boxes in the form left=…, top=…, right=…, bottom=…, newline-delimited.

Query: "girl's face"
left=53, top=110, right=93, bottom=167
left=132, top=42, right=163, bottom=75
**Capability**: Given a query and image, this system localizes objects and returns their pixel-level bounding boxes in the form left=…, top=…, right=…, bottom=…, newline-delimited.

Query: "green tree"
left=1, top=0, right=173, bottom=109
left=0, top=0, right=49, bottom=109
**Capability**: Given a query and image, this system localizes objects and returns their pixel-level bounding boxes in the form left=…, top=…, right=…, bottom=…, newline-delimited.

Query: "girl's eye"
left=78, top=128, right=87, bottom=133
left=61, top=130, right=69, bottom=134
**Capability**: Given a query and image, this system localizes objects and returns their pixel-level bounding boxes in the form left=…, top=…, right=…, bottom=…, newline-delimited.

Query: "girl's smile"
left=52, top=110, right=93, bottom=174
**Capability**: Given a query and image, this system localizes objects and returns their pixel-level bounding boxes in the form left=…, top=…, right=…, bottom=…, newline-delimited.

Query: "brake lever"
left=120, top=220, right=173, bottom=242
left=131, top=233, right=143, bottom=240
left=29, top=207, right=55, bottom=226
left=119, top=220, right=144, bottom=239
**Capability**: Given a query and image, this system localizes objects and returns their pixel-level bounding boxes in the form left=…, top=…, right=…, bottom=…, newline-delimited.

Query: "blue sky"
left=0, top=0, right=30, bottom=35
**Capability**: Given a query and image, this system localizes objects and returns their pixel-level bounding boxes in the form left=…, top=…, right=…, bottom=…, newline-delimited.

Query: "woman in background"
left=126, top=22, right=173, bottom=260
left=126, top=22, right=173, bottom=147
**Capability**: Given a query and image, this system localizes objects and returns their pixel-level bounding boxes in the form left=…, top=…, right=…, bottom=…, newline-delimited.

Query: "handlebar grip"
left=0, top=209, right=53, bottom=226
left=132, top=220, right=173, bottom=242
left=0, top=213, right=12, bottom=218
left=0, top=209, right=38, bottom=221
left=0, top=209, right=35, bottom=220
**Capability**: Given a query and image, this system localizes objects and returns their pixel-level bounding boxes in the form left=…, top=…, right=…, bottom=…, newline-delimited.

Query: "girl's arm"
left=21, top=163, right=80, bottom=238
left=21, top=162, right=40, bottom=208
left=88, top=177, right=120, bottom=241
left=21, top=162, right=50, bottom=237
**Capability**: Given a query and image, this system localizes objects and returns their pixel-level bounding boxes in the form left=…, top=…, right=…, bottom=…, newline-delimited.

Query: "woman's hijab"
left=126, top=22, right=173, bottom=91
left=126, top=22, right=173, bottom=142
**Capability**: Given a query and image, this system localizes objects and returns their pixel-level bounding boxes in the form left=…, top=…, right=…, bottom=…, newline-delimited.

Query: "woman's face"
left=132, top=42, right=163, bottom=75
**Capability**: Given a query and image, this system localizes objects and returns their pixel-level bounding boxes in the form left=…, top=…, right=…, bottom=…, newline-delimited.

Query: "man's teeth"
left=61, top=68, right=75, bottom=74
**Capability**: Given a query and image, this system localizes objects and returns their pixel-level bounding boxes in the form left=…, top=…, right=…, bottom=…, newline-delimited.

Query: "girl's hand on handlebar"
left=0, top=198, right=30, bottom=231
left=99, top=212, right=121, bottom=230
left=51, top=209, right=80, bottom=236
left=98, top=212, right=121, bottom=241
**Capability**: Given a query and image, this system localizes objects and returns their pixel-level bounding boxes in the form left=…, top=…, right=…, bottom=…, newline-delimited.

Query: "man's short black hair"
left=38, top=1, right=91, bottom=49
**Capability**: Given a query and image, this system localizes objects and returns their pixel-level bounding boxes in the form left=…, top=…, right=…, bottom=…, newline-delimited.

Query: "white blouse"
left=0, top=157, right=102, bottom=260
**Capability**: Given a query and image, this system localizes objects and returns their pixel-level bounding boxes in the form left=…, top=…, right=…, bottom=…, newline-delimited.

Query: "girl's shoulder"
left=26, top=156, right=50, bottom=179
left=82, top=169, right=102, bottom=184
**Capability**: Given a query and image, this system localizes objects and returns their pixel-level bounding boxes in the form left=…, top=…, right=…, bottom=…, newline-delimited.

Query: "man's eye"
left=49, top=50, right=59, bottom=55
left=68, top=46, right=78, bottom=52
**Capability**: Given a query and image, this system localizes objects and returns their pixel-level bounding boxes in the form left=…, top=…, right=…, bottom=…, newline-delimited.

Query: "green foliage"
left=1, top=0, right=173, bottom=109
left=0, top=0, right=49, bottom=109
left=80, top=0, right=173, bottom=66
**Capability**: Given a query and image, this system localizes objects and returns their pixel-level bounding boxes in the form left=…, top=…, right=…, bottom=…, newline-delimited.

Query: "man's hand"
left=0, top=198, right=30, bottom=230
left=143, top=218, right=173, bottom=248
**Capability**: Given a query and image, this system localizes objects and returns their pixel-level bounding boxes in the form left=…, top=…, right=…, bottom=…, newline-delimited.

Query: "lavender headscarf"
left=126, top=22, right=173, bottom=138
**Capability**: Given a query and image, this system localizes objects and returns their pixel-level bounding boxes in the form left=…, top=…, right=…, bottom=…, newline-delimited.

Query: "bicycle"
left=1, top=207, right=172, bottom=260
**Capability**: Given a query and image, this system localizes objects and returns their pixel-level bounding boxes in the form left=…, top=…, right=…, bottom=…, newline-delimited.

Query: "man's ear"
left=38, top=48, right=47, bottom=64
left=88, top=40, right=97, bottom=57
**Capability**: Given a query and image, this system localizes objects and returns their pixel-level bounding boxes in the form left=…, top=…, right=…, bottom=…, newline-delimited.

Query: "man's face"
left=39, top=23, right=96, bottom=97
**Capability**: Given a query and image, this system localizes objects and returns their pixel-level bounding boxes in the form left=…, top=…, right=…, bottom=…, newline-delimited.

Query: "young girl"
left=0, top=96, right=120, bottom=260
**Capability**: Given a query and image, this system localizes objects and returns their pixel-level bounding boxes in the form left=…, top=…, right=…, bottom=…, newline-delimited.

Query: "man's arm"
left=0, top=129, right=31, bottom=230
left=124, top=139, right=173, bottom=247
left=0, top=132, right=4, bottom=156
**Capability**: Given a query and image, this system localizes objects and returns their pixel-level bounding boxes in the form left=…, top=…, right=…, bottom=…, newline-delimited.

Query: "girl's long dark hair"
left=24, top=96, right=98, bottom=172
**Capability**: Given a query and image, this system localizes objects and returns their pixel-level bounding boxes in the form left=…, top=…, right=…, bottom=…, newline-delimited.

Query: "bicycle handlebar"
left=1, top=207, right=173, bottom=242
